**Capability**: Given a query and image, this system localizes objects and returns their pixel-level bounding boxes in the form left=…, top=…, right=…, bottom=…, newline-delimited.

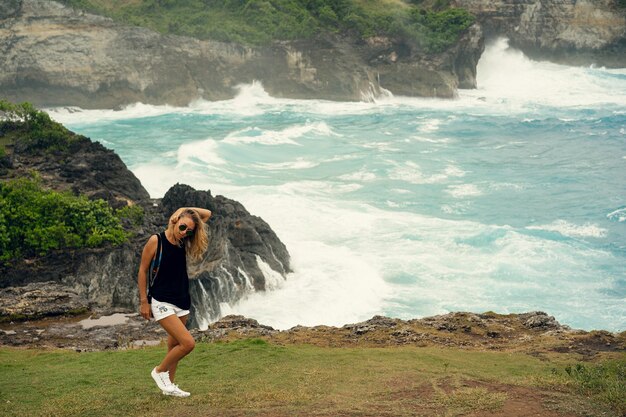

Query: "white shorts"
left=150, top=298, right=190, bottom=321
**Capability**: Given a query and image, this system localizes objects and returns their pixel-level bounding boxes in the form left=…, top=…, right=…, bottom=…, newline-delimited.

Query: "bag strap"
left=148, top=233, right=163, bottom=295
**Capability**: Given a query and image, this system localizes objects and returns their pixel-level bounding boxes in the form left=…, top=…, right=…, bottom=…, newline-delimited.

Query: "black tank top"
left=150, top=231, right=191, bottom=310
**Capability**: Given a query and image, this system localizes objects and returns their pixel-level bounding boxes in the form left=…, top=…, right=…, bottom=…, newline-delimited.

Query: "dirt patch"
left=369, top=377, right=585, bottom=417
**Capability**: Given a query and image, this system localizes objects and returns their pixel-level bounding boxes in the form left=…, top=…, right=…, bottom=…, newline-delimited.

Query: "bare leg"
left=165, top=315, right=188, bottom=383
left=155, top=314, right=194, bottom=380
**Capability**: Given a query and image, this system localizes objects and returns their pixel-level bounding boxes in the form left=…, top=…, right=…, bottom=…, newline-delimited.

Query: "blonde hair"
left=168, top=208, right=209, bottom=262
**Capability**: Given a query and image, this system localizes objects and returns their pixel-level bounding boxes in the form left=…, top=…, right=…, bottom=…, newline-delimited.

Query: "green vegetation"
left=564, top=360, right=626, bottom=415
left=0, top=340, right=622, bottom=416
left=58, top=0, right=474, bottom=52
left=0, top=176, right=135, bottom=264
left=0, top=100, right=80, bottom=153
left=0, top=100, right=145, bottom=264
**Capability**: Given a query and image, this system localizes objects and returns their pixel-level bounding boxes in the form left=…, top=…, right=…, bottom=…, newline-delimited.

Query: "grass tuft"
left=433, top=387, right=507, bottom=415
left=564, top=359, right=626, bottom=416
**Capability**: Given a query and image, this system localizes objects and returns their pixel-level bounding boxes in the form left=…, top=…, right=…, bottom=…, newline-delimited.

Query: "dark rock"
left=197, top=315, right=277, bottom=341
left=159, top=184, right=291, bottom=328
left=436, top=322, right=458, bottom=332
left=344, top=315, right=402, bottom=335
left=7, top=134, right=149, bottom=207
left=344, top=315, right=400, bottom=331
left=209, top=315, right=274, bottom=331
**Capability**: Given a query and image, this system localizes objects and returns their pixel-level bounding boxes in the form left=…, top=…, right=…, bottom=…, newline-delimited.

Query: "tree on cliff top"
left=58, top=0, right=474, bottom=52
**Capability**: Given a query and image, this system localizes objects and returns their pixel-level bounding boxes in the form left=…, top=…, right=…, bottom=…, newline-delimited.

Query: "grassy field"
left=1, top=339, right=623, bottom=416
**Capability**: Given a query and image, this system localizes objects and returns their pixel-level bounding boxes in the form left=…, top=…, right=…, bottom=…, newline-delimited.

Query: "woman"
left=138, top=207, right=211, bottom=397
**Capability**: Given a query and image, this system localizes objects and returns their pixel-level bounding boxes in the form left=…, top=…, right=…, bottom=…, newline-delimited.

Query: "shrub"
left=410, top=8, right=475, bottom=52
left=116, top=204, right=145, bottom=227
left=0, top=177, right=130, bottom=264
left=0, top=100, right=79, bottom=153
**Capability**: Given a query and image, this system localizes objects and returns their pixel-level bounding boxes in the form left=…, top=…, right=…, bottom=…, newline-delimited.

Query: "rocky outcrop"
left=0, top=124, right=291, bottom=328
left=2, top=312, right=624, bottom=357
left=0, top=0, right=482, bottom=108
left=361, top=23, right=484, bottom=96
left=0, top=281, right=88, bottom=321
left=453, top=0, right=626, bottom=66
left=6, top=133, right=149, bottom=208
left=156, top=184, right=292, bottom=328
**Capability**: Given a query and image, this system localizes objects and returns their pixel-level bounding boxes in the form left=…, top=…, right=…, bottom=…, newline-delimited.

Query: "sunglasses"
left=178, top=223, right=195, bottom=236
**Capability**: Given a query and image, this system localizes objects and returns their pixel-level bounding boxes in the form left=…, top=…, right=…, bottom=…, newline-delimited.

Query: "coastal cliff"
left=1, top=1, right=624, bottom=109
left=0, top=109, right=291, bottom=327
left=453, top=0, right=626, bottom=66
left=0, top=0, right=482, bottom=108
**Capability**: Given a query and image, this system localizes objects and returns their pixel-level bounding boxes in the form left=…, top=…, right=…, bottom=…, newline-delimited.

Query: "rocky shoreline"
left=1, top=311, right=624, bottom=358
left=1, top=284, right=623, bottom=358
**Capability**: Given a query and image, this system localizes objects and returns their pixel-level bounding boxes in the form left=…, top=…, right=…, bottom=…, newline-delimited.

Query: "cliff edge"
left=0, top=0, right=483, bottom=108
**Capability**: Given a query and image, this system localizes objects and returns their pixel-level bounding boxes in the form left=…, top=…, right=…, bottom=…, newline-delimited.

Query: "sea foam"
left=526, top=220, right=608, bottom=238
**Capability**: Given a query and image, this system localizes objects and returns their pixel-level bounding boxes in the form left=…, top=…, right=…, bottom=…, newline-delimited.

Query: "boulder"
left=0, top=281, right=88, bottom=321
left=520, top=311, right=564, bottom=330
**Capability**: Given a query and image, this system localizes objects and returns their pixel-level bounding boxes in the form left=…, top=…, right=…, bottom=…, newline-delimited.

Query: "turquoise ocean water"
left=50, top=39, right=626, bottom=331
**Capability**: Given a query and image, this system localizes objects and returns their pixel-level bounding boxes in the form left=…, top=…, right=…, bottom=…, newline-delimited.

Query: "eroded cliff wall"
left=0, top=0, right=482, bottom=108
left=454, top=0, right=626, bottom=66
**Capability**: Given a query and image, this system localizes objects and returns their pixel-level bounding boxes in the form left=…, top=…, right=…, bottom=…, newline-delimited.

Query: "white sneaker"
left=151, top=367, right=174, bottom=393
left=163, top=384, right=190, bottom=397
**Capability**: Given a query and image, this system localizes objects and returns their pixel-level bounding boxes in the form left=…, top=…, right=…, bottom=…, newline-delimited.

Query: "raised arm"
left=190, top=207, right=211, bottom=222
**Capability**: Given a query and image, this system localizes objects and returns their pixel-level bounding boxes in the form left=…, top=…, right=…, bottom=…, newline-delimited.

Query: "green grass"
left=564, top=360, right=626, bottom=414
left=57, top=0, right=474, bottom=52
left=1, top=339, right=622, bottom=416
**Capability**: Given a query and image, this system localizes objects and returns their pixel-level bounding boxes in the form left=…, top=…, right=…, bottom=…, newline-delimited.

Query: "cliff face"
left=454, top=0, right=626, bottom=66
left=0, top=0, right=483, bottom=108
left=1, top=0, right=623, bottom=109
left=0, top=126, right=291, bottom=327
